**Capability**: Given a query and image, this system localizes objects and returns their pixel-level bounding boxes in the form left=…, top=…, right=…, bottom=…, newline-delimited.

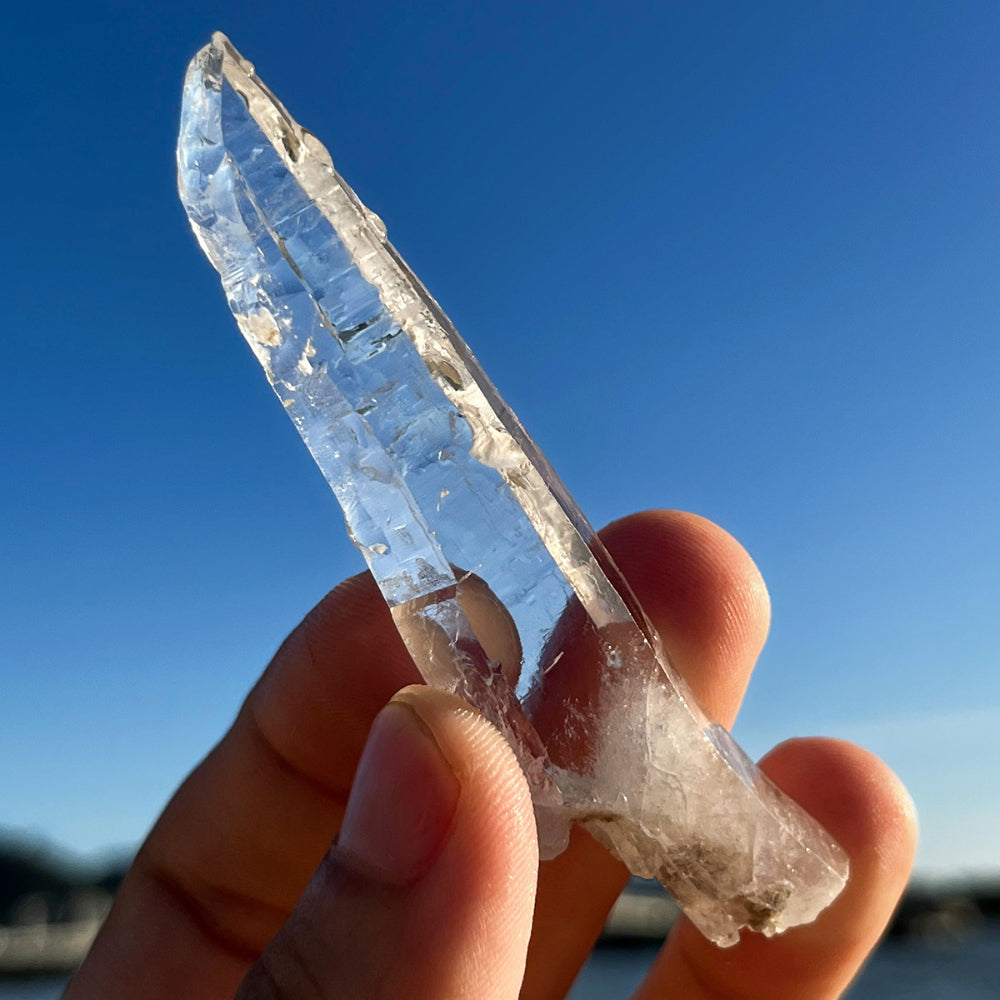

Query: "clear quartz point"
left=177, top=32, right=848, bottom=946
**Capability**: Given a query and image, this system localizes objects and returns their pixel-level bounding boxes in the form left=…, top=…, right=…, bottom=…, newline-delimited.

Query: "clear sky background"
left=2, top=1, right=997, bottom=880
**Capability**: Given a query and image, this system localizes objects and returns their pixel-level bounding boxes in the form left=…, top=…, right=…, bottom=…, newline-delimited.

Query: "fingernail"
left=338, top=700, right=460, bottom=883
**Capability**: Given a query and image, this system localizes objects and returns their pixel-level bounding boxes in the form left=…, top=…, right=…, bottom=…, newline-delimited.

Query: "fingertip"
left=337, top=699, right=461, bottom=884
left=598, top=510, right=771, bottom=724
left=390, top=685, right=538, bottom=867
left=759, top=738, right=918, bottom=893
left=387, top=685, right=539, bottom=996
left=735, top=739, right=915, bottom=989
left=646, top=739, right=916, bottom=1000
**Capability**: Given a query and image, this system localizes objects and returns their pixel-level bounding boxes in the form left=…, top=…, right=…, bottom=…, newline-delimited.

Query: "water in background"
left=567, top=923, right=1000, bottom=998
left=2, top=923, right=998, bottom=998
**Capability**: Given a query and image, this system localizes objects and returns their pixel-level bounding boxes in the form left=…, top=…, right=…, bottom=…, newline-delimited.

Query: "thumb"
left=235, top=685, right=539, bottom=1000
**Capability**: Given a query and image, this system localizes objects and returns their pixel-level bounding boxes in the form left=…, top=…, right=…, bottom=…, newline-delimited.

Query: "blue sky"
left=2, top=2, right=998, bottom=879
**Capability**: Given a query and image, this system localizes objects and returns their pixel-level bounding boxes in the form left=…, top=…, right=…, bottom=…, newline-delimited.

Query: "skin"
left=66, top=510, right=917, bottom=999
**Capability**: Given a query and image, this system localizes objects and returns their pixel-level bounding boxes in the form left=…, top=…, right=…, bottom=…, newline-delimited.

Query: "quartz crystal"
left=178, top=33, right=849, bottom=946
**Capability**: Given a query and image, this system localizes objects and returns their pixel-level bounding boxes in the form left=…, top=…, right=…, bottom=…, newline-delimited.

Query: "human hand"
left=66, top=511, right=916, bottom=999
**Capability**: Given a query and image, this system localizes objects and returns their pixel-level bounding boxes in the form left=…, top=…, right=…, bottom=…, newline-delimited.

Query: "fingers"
left=236, top=686, right=537, bottom=1000
left=521, top=510, right=772, bottom=1000
left=635, top=739, right=917, bottom=1000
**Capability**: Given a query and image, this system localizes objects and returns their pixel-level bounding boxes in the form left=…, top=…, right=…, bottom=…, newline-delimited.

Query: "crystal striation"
left=178, top=33, right=849, bottom=946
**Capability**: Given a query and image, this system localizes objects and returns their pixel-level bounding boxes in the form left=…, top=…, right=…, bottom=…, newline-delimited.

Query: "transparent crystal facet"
left=177, top=33, right=849, bottom=946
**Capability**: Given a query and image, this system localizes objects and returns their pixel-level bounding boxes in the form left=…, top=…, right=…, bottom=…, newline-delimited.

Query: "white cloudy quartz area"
left=177, top=32, right=848, bottom=946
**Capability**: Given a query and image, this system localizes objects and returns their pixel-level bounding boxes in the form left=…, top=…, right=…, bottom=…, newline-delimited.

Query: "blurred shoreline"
left=1, top=833, right=997, bottom=978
